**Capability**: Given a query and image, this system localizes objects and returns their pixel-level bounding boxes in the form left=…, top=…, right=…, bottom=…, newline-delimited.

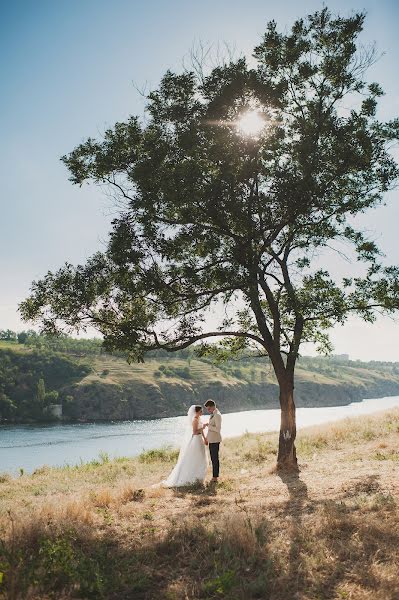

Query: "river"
left=1, top=395, right=399, bottom=474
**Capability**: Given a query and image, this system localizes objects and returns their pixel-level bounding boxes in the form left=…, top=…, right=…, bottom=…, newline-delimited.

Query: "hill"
left=0, top=409, right=398, bottom=598
left=1, top=337, right=399, bottom=423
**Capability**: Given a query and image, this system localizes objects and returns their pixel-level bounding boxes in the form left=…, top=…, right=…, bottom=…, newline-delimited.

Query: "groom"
left=203, top=399, right=222, bottom=482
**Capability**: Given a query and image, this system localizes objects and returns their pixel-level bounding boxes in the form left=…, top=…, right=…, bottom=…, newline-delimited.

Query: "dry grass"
left=1, top=409, right=399, bottom=599
left=87, top=356, right=241, bottom=386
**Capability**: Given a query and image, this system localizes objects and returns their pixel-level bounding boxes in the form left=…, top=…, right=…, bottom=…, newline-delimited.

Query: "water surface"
left=1, top=395, right=398, bottom=474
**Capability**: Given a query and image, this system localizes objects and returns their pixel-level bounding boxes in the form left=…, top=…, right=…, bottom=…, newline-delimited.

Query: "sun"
left=237, top=110, right=265, bottom=137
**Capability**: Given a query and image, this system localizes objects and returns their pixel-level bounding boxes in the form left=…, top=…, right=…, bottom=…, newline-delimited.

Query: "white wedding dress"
left=162, top=406, right=208, bottom=487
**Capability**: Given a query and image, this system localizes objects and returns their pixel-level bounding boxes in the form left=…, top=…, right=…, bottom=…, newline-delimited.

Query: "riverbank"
left=2, top=395, right=399, bottom=475
left=1, top=409, right=398, bottom=599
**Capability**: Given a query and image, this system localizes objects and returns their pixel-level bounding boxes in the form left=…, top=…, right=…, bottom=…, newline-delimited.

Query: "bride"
left=162, top=405, right=208, bottom=487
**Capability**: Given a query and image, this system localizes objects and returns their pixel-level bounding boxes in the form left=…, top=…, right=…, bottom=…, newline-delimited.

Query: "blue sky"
left=1, top=0, right=398, bottom=360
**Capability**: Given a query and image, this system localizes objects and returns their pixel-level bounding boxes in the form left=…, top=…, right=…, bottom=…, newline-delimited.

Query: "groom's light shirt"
left=207, top=409, right=222, bottom=443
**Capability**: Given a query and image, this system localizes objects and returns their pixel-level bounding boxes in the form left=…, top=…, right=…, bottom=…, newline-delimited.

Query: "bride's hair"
left=194, top=405, right=202, bottom=413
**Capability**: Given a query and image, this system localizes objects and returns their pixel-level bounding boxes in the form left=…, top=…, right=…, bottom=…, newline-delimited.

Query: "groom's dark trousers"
left=209, top=442, right=220, bottom=478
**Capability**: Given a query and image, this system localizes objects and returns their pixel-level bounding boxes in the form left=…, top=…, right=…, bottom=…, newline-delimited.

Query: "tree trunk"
left=277, top=378, right=298, bottom=470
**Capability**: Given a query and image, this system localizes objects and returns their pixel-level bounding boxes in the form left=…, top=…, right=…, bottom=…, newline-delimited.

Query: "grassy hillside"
left=86, top=352, right=399, bottom=390
left=0, top=409, right=398, bottom=599
left=2, top=339, right=399, bottom=422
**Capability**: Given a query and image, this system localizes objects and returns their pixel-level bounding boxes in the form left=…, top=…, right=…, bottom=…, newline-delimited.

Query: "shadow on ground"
left=1, top=471, right=398, bottom=599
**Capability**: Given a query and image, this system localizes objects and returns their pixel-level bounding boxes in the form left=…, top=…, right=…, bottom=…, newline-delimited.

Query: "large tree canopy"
left=21, top=9, right=399, bottom=468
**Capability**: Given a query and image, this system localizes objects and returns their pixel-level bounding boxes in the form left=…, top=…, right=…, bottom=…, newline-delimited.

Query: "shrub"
left=138, top=447, right=179, bottom=463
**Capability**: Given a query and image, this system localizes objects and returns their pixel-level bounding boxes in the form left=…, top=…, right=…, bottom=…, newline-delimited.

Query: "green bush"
left=156, top=365, right=192, bottom=379
left=138, top=447, right=179, bottom=463
left=202, top=570, right=237, bottom=596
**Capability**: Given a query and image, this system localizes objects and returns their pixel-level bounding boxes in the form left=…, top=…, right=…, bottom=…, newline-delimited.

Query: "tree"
left=0, top=392, right=17, bottom=420
left=17, top=331, right=29, bottom=344
left=30, top=378, right=46, bottom=420
left=20, top=9, right=399, bottom=469
left=0, top=330, right=17, bottom=341
left=36, top=378, right=46, bottom=403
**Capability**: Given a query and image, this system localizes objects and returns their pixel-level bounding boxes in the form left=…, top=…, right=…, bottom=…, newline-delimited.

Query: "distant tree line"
left=2, top=329, right=398, bottom=372
left=297, top=354, right=399, bottom=374
left=0, top=329, right=104, bottom=355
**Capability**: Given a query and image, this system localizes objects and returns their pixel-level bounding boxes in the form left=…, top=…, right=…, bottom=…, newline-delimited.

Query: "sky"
left=1, top=0, right=398, bottom=361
